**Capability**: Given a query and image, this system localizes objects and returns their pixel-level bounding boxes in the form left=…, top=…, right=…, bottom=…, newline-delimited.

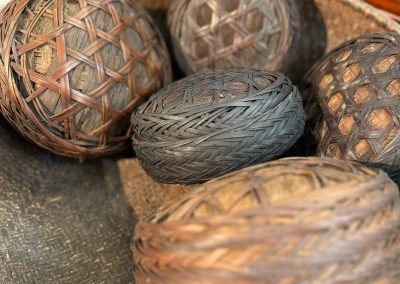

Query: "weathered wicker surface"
left=131, top=68, right=305, bottom=184
left=168, top=0, right=299, bottom=75
left=119, top=158, right=192, bottom=220
left=0, top=117, right=134, bottom=283
left=305, top=32, right=400, bottom=183
left=0, top=0, right=171, bottom=157
left=132, top=157, right=400, bottom=284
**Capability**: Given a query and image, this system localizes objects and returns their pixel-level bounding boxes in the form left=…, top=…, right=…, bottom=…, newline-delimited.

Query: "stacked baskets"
left=0, top=0, right=400, bottom=283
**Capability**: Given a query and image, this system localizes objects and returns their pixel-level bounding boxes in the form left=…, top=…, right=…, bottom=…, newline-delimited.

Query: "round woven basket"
left=131, top=68, right=305, bottom=184
left=0, top=0, right=171, bottom=158
left=168, top=0, right=299, bottom=76
left=132, top=157, right=400, bottom=284
left=304, top=32, right=400, bottom=183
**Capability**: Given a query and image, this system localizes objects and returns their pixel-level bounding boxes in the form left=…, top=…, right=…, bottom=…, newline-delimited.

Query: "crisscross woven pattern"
left=305, top=32, right=400, bottom=182
left=131, top=68, right=304, bottom=184
left=0, top=0, right=171, bottom=157
left=132, top=157, right=400, bottom=284
left=168, top=0, right=299, bottom=75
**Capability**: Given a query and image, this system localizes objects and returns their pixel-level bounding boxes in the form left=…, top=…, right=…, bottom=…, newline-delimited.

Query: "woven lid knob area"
left=0, top=0, right=171, bottom=157
left=131, top=68, right=305, bottom=184
left=168, top=0, right=299, bottom=75
left=132, top=157, right=400, bottom=284
left=305, top=32, right=400, bottom=182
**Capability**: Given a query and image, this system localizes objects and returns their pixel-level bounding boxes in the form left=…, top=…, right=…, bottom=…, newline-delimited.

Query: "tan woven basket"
left=132, top=157, right=400, bottom=284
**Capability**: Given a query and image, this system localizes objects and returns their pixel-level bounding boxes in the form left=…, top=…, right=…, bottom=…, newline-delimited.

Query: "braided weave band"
left=132, top=157, right=400, bottom=284
left=0, top=0, right=171, bottom=157
left=305, top=32, right=400, bottom=182
left=132, top=68, right=305, bottom=184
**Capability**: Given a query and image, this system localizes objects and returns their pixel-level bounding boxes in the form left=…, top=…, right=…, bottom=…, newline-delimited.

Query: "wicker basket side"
left=133, top=157, right=400, bottom=284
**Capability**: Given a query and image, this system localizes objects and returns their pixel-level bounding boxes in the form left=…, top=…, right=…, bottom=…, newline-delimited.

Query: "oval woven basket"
left=131, top=68, right=305, bottom=184
left=0, top=0, right=171, bottom=158
left=132, top=157, right=400, bottom=284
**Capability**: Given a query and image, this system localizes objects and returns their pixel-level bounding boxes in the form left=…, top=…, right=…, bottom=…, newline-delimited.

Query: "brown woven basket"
left=132, top=157, right=400, bottom=284
left=304, top=32, right=400, bottom=183
left=164, top=0, right=400, bottom=83
left=0, top=0, right=171, bottom=158
left=168, top=0, right=299, bottom=76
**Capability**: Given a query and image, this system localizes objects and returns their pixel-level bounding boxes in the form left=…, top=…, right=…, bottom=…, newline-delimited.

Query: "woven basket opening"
left=220, top=0, right=240, bottom=12
left=361, top=42, right=383, bottom=53
left=217, top=24, right=235, bottom=47
left=373, top=55, right=399, bottom=73
left=327, top=92, right=344, bottom=114
left=343, top=63, right=361, bottom=82
left=338, top=114, right=355, bottom=135
left=336, top=48, right=352, bottom=62
left=319, top=74, right=333, bottom=91
left=239, top=46, right=261, bottom=66
left=326, top=143, right=341, bottom=159
left=354, top=139, right=372, bottom=160
left=354, top=85, right=373, bottom=104
left=196, top=2, right=212, bottom=27
left=194, top=37, right=209, bottom=59
left=368, top=108, right=393, bottom=130
left=245, top=10, right=264, bottom=33
left=387, top=79, right=400, bottom=97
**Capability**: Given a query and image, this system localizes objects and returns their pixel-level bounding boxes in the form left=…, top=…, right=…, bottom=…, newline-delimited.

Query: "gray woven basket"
left=131, top=68, right=305, bottom=184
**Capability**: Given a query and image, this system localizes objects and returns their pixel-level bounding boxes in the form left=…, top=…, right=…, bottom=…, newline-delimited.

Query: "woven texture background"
left=133, top=157, right=400, bottom=284
left=305, top=32, right=400, bottom=183
left=0, top=0, right=171, bottom=157
left=0, top=116, right=134, bottom=283
left=131, top=68, right=305, bottom=184
left=168, top=0, right=299, bottom=75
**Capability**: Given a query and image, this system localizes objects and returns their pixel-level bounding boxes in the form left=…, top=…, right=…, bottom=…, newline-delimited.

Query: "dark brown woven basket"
left=304, top=32, right=400, bottom=183
left=131, top=68, right=305, bottom=184
left=132, top=157, right=400, bottom=284
left=168, top=0, right=299, bottom=76
left=0, top=0, right=171, bottom=158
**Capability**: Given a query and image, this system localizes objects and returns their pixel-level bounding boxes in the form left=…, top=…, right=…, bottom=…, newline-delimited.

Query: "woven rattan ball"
left=132, top=157, right=400, bottom=284
left=305, top=32, right=400, bottom=182
left=0, top=0, right=171, bottom=157
left=168, top=0, right=299, bottom=75
left=131, top=68, right=305, bottom=184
